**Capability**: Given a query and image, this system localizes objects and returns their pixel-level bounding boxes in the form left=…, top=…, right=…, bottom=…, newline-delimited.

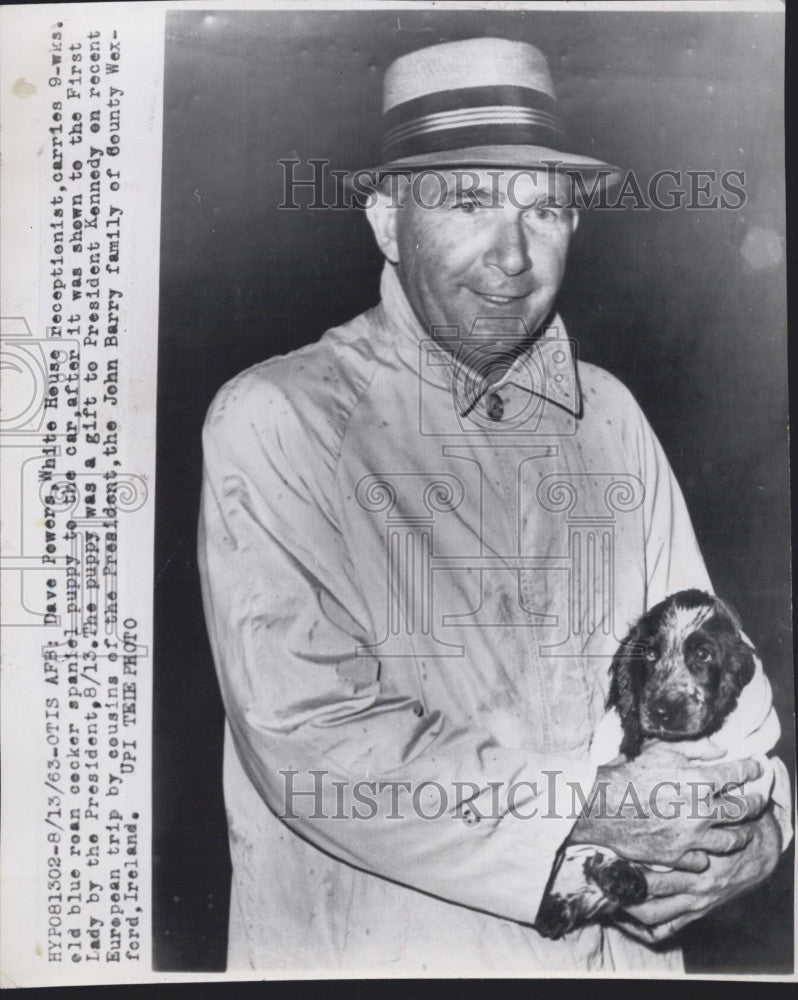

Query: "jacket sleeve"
left=197, top=371, right=598, bottom=928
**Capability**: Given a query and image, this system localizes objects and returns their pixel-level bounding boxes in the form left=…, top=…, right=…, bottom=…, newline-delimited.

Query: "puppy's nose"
left=650, top=702, right=671, bottom=724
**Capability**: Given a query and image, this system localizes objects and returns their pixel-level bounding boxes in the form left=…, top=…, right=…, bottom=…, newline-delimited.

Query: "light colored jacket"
left=198, top=263, right=787, bottom=974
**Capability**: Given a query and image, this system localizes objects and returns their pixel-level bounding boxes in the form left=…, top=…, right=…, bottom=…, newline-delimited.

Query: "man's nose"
left=483, top=216, right=531, bottom=276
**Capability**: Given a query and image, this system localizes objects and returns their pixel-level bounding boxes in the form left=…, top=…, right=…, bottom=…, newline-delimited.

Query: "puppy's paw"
left=587, top=855, right=648, bottom=906
left=534, top=893, right=578, bottom=939
left=535, top=845, right=619, bottom=939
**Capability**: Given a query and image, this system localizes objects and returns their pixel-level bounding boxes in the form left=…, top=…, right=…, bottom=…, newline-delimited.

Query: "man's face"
left=392, top=167, right=578, bottom=344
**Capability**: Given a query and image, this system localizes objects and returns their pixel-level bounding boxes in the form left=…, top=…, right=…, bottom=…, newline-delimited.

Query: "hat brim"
left=353, top=144, right=623, bottom=191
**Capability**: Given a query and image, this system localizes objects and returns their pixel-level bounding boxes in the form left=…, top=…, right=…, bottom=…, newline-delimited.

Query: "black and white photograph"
left=0, top=0, right=793, bottom=987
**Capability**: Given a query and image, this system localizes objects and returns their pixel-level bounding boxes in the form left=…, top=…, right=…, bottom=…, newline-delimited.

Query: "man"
left=198, top=37, right=790, bottom=973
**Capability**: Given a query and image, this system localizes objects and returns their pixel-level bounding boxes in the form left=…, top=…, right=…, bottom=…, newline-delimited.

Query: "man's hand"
left=615, top=806, right=782, bottom=944
left=569, top=742, right=765, bottom=871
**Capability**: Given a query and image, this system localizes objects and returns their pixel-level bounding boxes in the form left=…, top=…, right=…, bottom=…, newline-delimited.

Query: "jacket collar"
left=377, top=262, right=581, bottom=418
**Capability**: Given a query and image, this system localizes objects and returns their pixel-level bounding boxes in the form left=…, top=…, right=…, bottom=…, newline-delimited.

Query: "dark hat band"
left=382, top=85, right=568, bottom=161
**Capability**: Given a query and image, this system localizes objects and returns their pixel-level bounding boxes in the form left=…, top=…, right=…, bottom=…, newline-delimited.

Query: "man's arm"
left=198, top=371, right=598, bottom=927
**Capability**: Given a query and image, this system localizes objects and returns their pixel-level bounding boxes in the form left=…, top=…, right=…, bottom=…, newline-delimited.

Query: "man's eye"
left=451, top=194, right=481, bottom=213
left=526, top=204, right=567, bottom=225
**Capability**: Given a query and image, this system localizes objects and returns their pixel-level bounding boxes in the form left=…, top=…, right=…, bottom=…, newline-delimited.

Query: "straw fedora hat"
left=366, top=37, right=621, bottom=184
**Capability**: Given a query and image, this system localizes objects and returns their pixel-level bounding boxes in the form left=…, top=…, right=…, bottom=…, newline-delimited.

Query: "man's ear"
left=568, top=208, right=580, bottom=235
left=364, top=185, right=402, bottom=264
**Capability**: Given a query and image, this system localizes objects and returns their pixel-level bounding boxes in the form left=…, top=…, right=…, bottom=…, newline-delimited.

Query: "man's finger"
left=686, top=755, right=762, bottom=790
left=700, top=824, right=754, bottom=855
left=670, top=738, right=727, bottom=761
left=644, top=869, right=700, bottom=898
left=631, top=909, right=702, bottom=942
left=623, top=892, right=699, bottom=925
left=611, top=918, right=659, bottom=945
left=711, top=756, right=763, bottom=788
left=714, top=792, right=767, bottom=824
left=615, top=912, right=697, bottom=944
left=642, top=918, right=687, bottom=943
left=672, top=849, right=710, bottom=873
left=647, top=922, right=678, bottom=942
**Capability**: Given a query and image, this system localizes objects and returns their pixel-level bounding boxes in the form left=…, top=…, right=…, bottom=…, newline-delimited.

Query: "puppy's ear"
left=717, top=629, right=756, bottom=707
left=711, top=594, right=744, bottom=631
left=711, top=596, right=756, bottom=724
left=608, top=628, right=644, bottom=759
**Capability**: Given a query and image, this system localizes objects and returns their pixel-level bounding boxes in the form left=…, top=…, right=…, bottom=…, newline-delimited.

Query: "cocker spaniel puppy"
left=534, top=589, right=757, bottom=940
left=608, top=589, right=756, bottom=759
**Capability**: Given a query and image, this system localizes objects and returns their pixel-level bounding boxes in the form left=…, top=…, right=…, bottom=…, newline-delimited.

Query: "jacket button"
left=486, top=392, right=504, bottom=421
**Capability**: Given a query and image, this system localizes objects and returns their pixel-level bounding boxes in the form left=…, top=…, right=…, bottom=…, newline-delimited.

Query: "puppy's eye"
left=693, top=646, right=713, bottom=664
left=644, top=646, right=658, bottom=662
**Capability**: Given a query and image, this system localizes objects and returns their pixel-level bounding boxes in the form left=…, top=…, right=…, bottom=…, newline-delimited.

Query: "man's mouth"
left=474, top=291, right=530, bottom=306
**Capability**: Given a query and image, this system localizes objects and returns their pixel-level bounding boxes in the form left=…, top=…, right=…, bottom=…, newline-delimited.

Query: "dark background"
left=154, top=8, right=793, bottom=973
